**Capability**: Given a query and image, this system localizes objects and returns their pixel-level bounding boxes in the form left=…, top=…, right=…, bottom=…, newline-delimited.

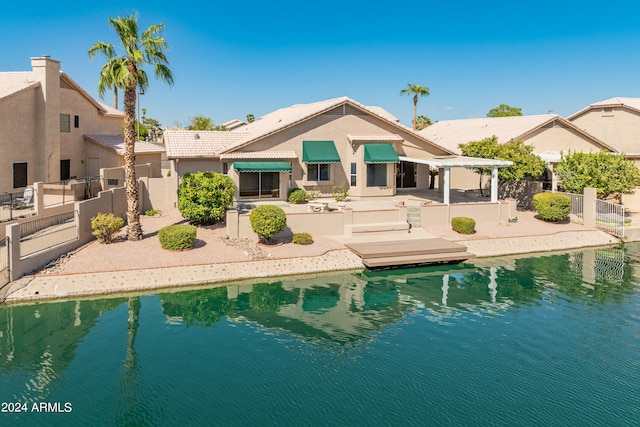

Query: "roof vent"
left=194, top=133, right=200, bottom=140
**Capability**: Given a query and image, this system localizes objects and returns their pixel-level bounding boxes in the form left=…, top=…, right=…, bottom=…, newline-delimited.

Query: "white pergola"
left=398, top=155, right=513, bottom=204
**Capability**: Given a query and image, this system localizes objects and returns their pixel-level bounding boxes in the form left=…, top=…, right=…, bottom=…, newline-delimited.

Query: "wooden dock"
left=345, top=237, right=476, bottom=268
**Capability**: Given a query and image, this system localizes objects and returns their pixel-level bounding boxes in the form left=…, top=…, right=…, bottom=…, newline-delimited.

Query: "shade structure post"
left=490, top=166, right=498, bottom=203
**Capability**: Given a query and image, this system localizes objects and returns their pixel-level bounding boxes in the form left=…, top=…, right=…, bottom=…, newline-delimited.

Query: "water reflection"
left=0, top=245, right=637, bottom=407
left=0, top=298, right=125, bottom=402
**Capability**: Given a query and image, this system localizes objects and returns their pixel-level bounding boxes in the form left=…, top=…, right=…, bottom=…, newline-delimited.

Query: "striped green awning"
left=233, top=161, right=292, bottom=172
left=364, top=144, right=400, bottom=163
left=302, top=140, right=341, bottom=163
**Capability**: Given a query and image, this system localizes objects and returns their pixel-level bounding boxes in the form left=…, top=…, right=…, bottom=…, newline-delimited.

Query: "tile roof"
left=220, top=96, right=438, bottom=153
left=419, top=114, right=564, bottom=154
left=164, top=97, right=452, bottom=159
left=163, top=130, right=249, bottom=158
left=219, top=151, right=298, bottom=160
left=0, top=72, right=40, bottom=100
left=84, top=135, right=165, bottom=155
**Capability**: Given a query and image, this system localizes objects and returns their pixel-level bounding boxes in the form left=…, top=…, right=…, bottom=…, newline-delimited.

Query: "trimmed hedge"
left=452, top=217, right=476, bottom=234
left=249, top=205, right=287, bottom=243
left=533, top=192, right=571, bottom=222
left=288, top=188, right=307, bottom=204
left=292, top=232, right=314, bottom=245
left=158, top=224, right=197, bottom=250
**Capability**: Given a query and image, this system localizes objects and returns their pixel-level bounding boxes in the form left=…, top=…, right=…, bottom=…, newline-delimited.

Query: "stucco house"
left=418, top=114, right=615, bottom=191
left=164, top=97, right=512, bottom=203
left=0, top=56, right=162, bottom=194
left=568, top=97, right=640, bottom=159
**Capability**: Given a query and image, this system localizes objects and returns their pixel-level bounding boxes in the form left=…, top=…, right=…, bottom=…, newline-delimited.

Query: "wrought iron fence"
left=595, top=198, right=626, bottom=238
left=42, top=176, right=103, bottom=208
left=20, top=211, right=78, bottom=257
left=0, top=188, right=36, bottom=223
left=545, top=190, right=625, bottom=237
left=545, top=191, right=584, bottom=224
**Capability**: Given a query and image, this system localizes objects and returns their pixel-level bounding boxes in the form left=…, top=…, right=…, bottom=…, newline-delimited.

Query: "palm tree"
left=89, top=13, right=174, bottom=240
left=400, top=84, right=430, bottom=130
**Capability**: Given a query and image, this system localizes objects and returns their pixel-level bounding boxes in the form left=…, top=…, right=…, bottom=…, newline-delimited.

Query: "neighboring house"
left=419, top=114, right=615, bottom=191
left=84, top=135, right=165, bottom=178
left=568, top=97, right=640, bottom=158
left=165, top=97, right=466, bottom=201
left=568, top=97, right=640, bottom=210
left=0, top=56, right=162, bottom=194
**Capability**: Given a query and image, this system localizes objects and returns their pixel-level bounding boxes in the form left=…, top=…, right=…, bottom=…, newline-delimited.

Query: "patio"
left=235, top=188, right=495, bottom=214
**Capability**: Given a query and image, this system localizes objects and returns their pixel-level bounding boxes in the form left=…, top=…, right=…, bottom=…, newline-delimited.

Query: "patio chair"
left=12, top=187, right=34, bottom=209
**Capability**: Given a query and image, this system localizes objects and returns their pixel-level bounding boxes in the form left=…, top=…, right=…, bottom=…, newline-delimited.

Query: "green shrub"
left=249, top=205, right=287, bottom=244
left=331, top=181, right=349, bottom=202
left=533, top=193, right=571, bottom=222
left=288, top=188, right=307, bottom=204
left=292, top=232, right=313, bottom=245
left=158, top=224, right=197, bottom=250
left=306, top=186, right=321, bottom=201
left=451, top=217, right=476, bottom=234
left=178, top=171, right=234, bottom=225
left=91, top=212, right=124, bottom=244
left=145, top=209, right=159, bottom=216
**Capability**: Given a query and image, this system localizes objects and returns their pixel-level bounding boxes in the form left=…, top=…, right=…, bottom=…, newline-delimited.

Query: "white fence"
left=551, top=191, right=625, bottom=237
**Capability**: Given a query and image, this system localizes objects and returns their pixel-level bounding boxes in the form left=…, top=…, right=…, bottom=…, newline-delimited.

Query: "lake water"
left=1, top=245, right=639, bottom=426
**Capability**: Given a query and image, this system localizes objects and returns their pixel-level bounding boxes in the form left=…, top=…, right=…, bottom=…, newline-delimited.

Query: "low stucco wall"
left=227, top=200, right=516, bottom=240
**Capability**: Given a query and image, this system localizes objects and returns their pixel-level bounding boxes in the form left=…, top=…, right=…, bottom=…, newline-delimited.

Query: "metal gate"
left=0, top=237, right=9, bottom=288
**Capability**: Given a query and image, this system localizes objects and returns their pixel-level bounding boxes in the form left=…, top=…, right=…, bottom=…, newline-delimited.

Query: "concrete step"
left=363, top=251, right=476, bottom=268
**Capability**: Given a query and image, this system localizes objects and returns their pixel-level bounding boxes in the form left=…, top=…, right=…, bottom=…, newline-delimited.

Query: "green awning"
left=363, top=144, right=400, bottom=163
left=233, top=161, right=292, bottom=172
left=302, top=140, right=341, bottom=163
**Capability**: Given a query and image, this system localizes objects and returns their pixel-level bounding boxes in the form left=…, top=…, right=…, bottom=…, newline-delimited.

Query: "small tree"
left=555, top=151, right=640, bottom=202
left=187, top=115, right=215, bottom=130
left=249, top=205, right=287, bottom=244
left=459, top=137, right=545, bottom=196
left=178, top=171, right=234, bottom=224
left=487, top=104, right=522, bottom=117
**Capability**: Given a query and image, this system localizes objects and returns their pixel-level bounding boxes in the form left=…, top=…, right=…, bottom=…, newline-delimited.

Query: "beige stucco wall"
left=570, top=107, right=640, bottom=153
left=0, top=57, right=123, bottom=193
left=0, top=88, right=40, bottom=192
left=523, top=122, right=610, bottom=154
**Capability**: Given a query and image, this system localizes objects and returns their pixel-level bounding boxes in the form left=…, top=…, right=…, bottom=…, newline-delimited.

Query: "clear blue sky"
left=3, top=1, right=640, bottom=128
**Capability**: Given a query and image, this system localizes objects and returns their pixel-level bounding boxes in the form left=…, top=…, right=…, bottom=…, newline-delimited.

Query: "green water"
left=1, top=245, right=640, bottom=426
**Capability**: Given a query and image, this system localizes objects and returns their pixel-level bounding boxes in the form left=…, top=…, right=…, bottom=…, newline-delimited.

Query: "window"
left=13, top=162, right=27, bottom=188
left=74, top=115, right=80, bottom=128
left=222, top=162, right=229, bottom=174
left=60, top=114, right=70, bottom=132
left=367, top=163, right=387, bottom=187
left=60, top=159, right=71, bottom=181
left=350, top=163, right=357, bottom=186
left=308, top=163, right=330, bottom=181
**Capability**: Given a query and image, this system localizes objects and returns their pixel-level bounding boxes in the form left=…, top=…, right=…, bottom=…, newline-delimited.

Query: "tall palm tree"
left=89, top=13, right=174, bottom=240
left=400, top=84, right=430, bottom=130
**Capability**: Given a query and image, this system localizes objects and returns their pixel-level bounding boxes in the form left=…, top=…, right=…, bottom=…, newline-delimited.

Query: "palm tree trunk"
left=123, top=82, right=143, bottom=240
left=114, top=86, right=118, bottom=110
left=413, top=94, right=418, bottom=130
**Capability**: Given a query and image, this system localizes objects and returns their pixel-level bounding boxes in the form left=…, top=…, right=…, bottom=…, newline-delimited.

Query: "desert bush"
left=292, top=232, right=314, bottom=245
left=178, top=171, right=234, bottom=225
left=91, top=212, right=124, bottom=244
left=331, top=181, right=349, bottom=202
left=533, top=192, right=571, bottom=222
left=306, top=186, right=321, bottom=201
left=249, top=205, right=287, bottom=244
left=451, top=217, right=476, bottom=234
left=158, top=224, right=197, bottom=250
left=288, top=188, right=307, bottom=204
left=145, top=209, right=159, bottom=216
